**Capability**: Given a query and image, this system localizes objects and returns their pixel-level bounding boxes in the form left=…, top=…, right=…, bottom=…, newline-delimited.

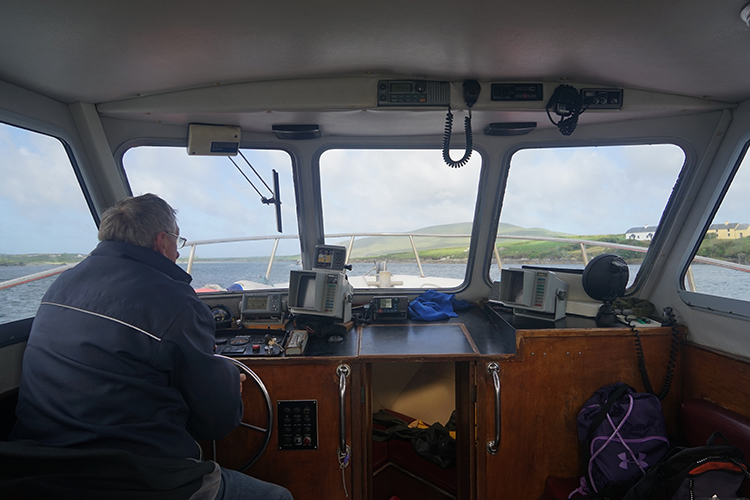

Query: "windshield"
left=493, top=144, right=686, bottom=288
left=123, top=146, right=296, bottom=291
left=319, top=149, right=482, bottom=290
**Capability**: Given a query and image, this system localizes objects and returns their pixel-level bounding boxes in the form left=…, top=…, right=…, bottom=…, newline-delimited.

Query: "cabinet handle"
left=486, top=362, right=500, bottom=455
left=336, top=364, right=352, bottom=497
left=336, top=364, right=352, bottom=466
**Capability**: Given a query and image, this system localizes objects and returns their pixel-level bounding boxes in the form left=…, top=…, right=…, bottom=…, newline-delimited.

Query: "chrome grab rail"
left=337, top=364, right=351, bottom=460
left=486, top=361, right=501, bottom=455
left=336, top=364, right=352, bottom=497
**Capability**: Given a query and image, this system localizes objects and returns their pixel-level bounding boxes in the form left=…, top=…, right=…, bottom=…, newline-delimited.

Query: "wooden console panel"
left=477, top=326, right=684, bottom=500
left=209, top=359, right=362, bottom=500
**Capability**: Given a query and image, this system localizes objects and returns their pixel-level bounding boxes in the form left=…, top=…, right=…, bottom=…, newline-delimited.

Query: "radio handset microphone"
left=463, top=79, right=481, bottom=107
left=443, top=80, right=480, bottom=168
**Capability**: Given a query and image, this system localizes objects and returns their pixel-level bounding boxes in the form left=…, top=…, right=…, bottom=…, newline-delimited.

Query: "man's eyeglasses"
left=165, top=232, right=187, bottom=249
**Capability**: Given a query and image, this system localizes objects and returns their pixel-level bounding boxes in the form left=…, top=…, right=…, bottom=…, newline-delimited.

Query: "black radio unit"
left=371, top=296, right=409, bottom=321
left=377, top=80, right=450, bottom=107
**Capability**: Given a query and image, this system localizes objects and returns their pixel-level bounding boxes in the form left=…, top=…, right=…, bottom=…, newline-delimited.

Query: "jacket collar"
left=91, top=241, right=193, bottom=284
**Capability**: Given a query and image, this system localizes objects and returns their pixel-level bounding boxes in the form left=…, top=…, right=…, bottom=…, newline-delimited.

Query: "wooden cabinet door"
left=476, top=327, right=682, bottom=500
left=210, top=359, right=363, bottom=500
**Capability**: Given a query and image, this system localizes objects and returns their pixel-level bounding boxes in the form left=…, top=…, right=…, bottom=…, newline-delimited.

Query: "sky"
left=1, top=121, right=748, bottom=257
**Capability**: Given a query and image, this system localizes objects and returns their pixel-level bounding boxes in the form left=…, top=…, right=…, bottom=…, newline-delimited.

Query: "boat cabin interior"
left=2, top=1, right=750, bottom=499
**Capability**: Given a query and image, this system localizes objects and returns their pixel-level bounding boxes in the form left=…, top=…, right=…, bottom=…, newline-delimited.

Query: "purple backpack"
left=571, top=383, right=670, bottom=499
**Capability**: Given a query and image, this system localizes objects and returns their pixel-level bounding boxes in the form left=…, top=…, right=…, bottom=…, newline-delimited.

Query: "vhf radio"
left=377, top=80, right=450, bottom=107
left=371, top=296, right=409, bottom=321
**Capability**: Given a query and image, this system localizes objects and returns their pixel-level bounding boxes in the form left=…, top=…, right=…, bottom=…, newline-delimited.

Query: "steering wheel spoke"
left=238, top=421, right=269, bottom=433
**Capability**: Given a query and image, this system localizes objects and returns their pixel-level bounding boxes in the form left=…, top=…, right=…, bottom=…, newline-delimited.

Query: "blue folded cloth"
left=408, top=290, right=471, bottom=321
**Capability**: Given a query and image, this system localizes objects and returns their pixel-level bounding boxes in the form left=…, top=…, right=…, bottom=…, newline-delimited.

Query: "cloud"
left=0, top=124, right=98, bottom=253
left=320, top=149, right=481, bottom=233
left=502, top=145, right=685, bottom=235
left=12, top=132, right=745, bottom=260
left=124, top=147, right=297, bottom=258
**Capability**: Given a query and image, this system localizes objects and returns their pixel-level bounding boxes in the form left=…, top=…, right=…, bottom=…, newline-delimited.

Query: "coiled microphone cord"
left=442, top=107, right=473, bottom=168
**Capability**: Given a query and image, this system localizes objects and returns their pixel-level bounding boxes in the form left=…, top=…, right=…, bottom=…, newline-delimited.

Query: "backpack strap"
left=586, top=384, right=631, bottom=449
left=706, top=431, right=731, bottom=446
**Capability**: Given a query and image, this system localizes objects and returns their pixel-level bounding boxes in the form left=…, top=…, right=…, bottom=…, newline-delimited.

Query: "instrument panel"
left=215, top=330, right=288, bottom=357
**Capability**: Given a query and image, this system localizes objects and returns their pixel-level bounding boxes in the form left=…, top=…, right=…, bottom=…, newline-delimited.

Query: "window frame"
left=497, top=140, right=691, bottom=296
left=678, top=137, right=750, bottom=319
left=117, top=141, right=300, bottom=291
left=0, top=118, right=97, bottom=324
left=314, top=144, right=487, bottom=293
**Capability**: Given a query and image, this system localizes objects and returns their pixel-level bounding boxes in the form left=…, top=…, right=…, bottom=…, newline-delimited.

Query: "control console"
left=215, top=330, right=287, bottom=357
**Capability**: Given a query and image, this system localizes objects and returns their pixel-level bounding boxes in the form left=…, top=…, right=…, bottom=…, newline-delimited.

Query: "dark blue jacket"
left=10, top=241, right=243, bottom=460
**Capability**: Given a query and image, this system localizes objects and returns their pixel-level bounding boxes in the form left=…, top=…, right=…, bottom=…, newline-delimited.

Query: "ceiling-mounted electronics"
left=546, top=85, right=584, bottom=136
left=581, top=89, right=623, bottom=109
left=491, top=83, right=544, bottom=101
left=377, top=80, right=450, bottom=107
left=483, top=122, right=537, bottom=136
left=187, top=124, right=240, bottom=155
left=272, top=124, right=321, bottom=140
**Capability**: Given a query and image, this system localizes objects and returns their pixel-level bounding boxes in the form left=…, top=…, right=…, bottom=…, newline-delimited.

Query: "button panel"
left=278, top=400, right=318, bottom=450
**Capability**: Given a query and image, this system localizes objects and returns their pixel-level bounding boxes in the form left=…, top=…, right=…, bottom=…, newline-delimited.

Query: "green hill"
left=335, top=222, right=581, bottom=261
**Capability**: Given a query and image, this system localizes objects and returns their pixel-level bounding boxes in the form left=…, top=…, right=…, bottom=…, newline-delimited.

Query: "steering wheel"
left=212, top=355, right=273, bottom=472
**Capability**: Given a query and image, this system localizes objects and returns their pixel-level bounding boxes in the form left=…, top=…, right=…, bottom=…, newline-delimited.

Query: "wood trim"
left=459, top=324, right=480, bottom=354
left=455, top=361, right=475, bottom=500
left=362, top=362, right=374, bottom=500
left=682, top=342, right=750, bottom=417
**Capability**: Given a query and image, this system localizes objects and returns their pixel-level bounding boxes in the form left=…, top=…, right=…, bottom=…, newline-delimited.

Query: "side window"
left=494, top=145, right=685, bottom=287
left=684, top=143, right=750, bottom=303
left=123, top=147, right=296, bottom=291
left=0, top=123, right=97, bottom=324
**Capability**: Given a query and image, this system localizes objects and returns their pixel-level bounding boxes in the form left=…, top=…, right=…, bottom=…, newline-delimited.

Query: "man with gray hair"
left=9, top=194, right=292, bottom=500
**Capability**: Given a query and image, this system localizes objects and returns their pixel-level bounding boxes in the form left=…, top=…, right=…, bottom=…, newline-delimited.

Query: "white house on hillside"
left=625, top=225, right=658, bottom=240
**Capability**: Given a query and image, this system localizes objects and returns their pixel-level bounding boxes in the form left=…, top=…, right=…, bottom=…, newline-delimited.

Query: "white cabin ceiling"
left=1, top=1, right=750, bottom=133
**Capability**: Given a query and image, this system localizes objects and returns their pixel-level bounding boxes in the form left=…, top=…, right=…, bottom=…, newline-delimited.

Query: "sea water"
left=2, top=261, right=750, bottom=324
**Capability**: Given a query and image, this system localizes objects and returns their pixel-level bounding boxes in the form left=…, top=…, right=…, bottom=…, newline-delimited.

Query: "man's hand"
left=239, top=373, right=247, bottom=393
